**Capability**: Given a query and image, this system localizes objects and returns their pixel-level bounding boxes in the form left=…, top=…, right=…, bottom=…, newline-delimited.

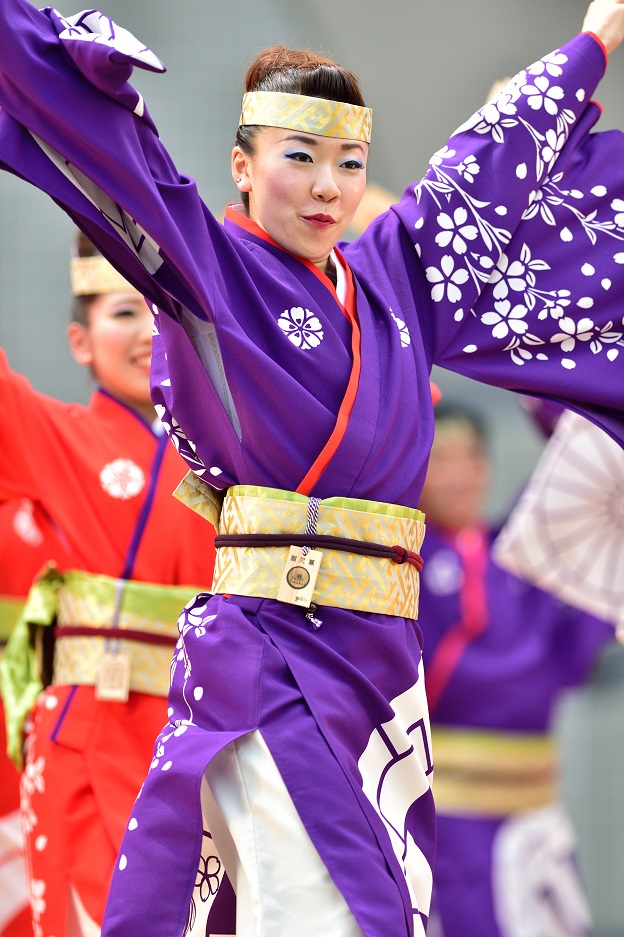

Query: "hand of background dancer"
left=583, top=0, right=624, bottom=54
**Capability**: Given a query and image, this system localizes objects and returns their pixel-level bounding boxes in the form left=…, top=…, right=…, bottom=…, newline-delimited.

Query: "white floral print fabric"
left=278, top=306, right=324, bottom=350
left=411, top=43, right=624, bottom=370
left=99, top=459, right=145, bottom=499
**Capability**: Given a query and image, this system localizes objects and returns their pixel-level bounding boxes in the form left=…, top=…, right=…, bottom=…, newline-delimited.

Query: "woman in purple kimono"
left=1, top=1, right=624, bottom=934
left=418, top=402, right=613, bottom=937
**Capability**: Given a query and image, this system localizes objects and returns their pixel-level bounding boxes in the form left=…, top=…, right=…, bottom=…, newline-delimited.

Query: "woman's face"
left=232, top=128, right=368, bottom=271
left=419, top=423, right=490, bottom=532
left=68, top=290, right=154, bottom=421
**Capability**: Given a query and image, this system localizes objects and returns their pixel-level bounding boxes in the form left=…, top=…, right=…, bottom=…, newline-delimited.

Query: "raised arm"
left=368, top=2, right=624, bottom=445
left=404, top=0, right=624, bottom=300
left=0, top=0, right=230, bottom=322
left=0, top=349, right=65, bottom=503
left=408, top=0, right=624, bottom=321
left=397, top=31, right=608, bottom=327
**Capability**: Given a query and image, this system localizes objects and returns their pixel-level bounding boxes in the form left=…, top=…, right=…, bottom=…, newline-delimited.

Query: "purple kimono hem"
left=105, top=594, right=433, bottom=937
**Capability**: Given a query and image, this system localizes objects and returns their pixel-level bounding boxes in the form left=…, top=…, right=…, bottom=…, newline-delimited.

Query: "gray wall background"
left=1, top=0, right=624, bottom=931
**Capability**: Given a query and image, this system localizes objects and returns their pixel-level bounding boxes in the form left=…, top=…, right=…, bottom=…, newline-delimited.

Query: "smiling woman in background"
left=0, top=233, right=215, bottom=937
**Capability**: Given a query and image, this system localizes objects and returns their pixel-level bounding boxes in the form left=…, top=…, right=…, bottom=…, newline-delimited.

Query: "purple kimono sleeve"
left=389, top=33, right=624, bottom=445
left=0, top=0, right=238, bottom=324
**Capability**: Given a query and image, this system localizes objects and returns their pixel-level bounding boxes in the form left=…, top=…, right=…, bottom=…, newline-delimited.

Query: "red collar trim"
left=296, top=258, right=361, bottom=496
left=225, top=204, right=342, bottom=302
left=223, top=206, right=361, bottom=497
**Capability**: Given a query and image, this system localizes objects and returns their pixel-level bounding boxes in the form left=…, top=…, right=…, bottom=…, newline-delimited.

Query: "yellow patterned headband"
left=70, top=256, right=140, bottom=296
left=239, top=91, right=372, bottom=143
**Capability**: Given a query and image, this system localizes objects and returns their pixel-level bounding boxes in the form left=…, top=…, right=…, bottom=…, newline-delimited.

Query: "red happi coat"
left=0, top=350, right=215, bottom=934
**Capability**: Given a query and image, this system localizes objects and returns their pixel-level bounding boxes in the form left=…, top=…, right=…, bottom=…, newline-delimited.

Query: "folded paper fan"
left=493, top=410, right=624, bottom=635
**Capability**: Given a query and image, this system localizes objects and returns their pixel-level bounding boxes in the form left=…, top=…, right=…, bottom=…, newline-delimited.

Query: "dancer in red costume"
left=0, top=234, right=215, bottom=937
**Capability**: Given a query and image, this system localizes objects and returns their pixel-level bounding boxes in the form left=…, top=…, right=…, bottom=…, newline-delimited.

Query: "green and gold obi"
left=0, top=565, right=200, bottom=768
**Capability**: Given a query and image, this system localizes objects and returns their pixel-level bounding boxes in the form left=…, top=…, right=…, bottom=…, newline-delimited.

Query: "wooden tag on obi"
left=96, top=651, right=131, bottom=702
left=277, top=547, right=323, bottom=609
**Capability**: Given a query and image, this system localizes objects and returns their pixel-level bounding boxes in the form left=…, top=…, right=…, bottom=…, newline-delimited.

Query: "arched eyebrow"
left=282, top=134, right=366, bottom=155
left=340, top=142, right=367, bottom=154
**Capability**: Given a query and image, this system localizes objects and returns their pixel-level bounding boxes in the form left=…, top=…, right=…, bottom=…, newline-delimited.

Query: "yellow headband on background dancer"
left=70, top=255, right=139, bottom=296
left=239, top=91, right=372, bottom=143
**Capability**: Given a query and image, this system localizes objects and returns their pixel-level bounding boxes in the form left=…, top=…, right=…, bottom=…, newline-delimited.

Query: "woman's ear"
left=231, top=146, right=252, bottom=192
left=67, top=321, right=93, bottom=367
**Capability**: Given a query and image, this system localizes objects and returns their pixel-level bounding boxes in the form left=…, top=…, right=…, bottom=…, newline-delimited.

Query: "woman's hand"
left=583, top=0, right=624, bottom=54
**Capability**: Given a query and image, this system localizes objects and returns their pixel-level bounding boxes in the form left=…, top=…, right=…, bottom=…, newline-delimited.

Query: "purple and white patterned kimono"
left=1, top=5, right=624, bottom=936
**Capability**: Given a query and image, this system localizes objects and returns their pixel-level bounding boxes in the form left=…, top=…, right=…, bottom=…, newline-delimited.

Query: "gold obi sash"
left=51, top=570, right=196, bottom=697
left=432, top=727, right=558, bottom=817
left=174, top=475, right=426, bottom=619
left=0, top=566, right=200, bottom=768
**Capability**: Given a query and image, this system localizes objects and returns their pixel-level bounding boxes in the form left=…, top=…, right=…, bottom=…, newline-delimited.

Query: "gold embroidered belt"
left=173, top=477, right=426, bottom=619
left=432, top=727, right=558, bottom=817
left=51, top=570, right=197, bottom=697
left=0, top=566, right=202, bottom=768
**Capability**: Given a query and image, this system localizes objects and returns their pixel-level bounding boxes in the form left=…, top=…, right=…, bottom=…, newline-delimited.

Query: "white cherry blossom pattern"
left=390, top=311, right=411, bottom=347
left=536, top=290, right=572, bottom=321
left=503, top=313, right=624, bottom=368
left=99, top=459, right=145, bottom=500
left=456, top=155, right=480, bottom=184
left=429, top=145, right=456, bottom=168
left=424, top=76, right=575, bottom=316
left=488, top=243, right=550, bottom=309
left=540, top=127, right=567, bottom=173
left=435, top=55, right=576, bottom=188
left=412, top=44, right=624, bottom=371
left=142, top=598, right=220, bottom=786
left=590, top=320, right=623, bottom=355
left=464, top=90, right=519, bottom=145
left=149, top=725, right=179, bottom=771
left=520, top=75, right=565, bottom=115
left=550, top=317, right=595, bottom=353
left=278, top=306, right=324, bottom=350
left=434, top=207, right=479, bottom=255
left=426, top=255, right=470, bottom=305
left=504, top=337, right=538, bottom=367
left=481, top=301, right=529, bottom=340
left=148, top=716, right=193, bottom=775
left=527, top=50, right=568, bottom=80
left=415, top=144, right=510, bottom=301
